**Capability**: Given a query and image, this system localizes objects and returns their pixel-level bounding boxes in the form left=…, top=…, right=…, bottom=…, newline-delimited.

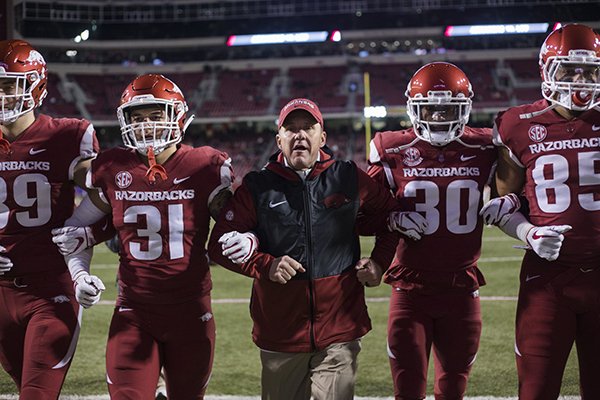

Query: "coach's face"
left=277, top=110, right=326, bottom=171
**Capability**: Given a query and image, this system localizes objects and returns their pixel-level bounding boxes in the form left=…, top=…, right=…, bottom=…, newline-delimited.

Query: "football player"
left=0, top=40, right=99, bottom=399
left=480, top=24, right=600, bottom=399
left=368, top=62, right=497, bottom=399
left=52, top=73, right=233, bottom=399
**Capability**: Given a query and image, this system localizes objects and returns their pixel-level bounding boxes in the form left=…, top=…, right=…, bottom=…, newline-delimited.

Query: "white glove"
left=74, top=273, right=105, bottom=309
left=0, top=245, right=13, bottom=276
left=479, top=193, right=521, bottom=226
left=387, top=211, right=428, bottom=240
left=525, top=225, right=572, bottom=262
left=218, top=231, right=259, bottom=264
left=52, top=226, right=96, bottom=256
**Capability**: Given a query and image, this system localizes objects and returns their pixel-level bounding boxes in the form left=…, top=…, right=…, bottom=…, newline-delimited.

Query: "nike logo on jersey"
left=460, top=155, right=477, bottom=162
left=269, top=200, right=288, bottom=208
left=525, top=274, right=541, bottom=282
left=29, top=148, right=47, bottom=155
left=173, top=176, right=190, bottom=185
left=592, top=125, right=600, bottom=132
left=118, top=307, right=133, bottom=312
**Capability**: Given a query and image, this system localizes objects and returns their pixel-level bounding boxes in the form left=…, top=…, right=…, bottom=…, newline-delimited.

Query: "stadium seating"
left=42, top=58, right=547, bottom=122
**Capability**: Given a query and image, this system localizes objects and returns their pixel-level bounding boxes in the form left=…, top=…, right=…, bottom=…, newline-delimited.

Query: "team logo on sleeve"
left=402, top=147, right=423, bottom=167
left=115, top=171, right=133, bottom=189
left=528, top=125, right=548, bottom=143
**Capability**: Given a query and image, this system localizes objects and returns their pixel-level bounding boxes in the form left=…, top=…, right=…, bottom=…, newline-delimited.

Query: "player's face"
left=277, top=110, right=326, bottom=170
left=555, top=64, right=600, bottom=84
left=128, top=104, right=168, bottom=141
left=0, top=78, right=20, bottom=109
left=420, top=105, right=458, bottom=131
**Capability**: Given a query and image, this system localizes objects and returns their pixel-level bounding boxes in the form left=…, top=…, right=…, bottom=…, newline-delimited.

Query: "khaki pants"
left=260, top=340, right=361, bottom=400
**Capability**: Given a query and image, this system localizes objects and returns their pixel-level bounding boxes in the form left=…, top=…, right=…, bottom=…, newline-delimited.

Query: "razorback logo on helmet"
left=115, top=171, right=133, bottom=189
left=25, top=50, right=45, bottom=66
left=528, top=125, right=548, bottom=143
left=402, top=147, right=423, bottom=167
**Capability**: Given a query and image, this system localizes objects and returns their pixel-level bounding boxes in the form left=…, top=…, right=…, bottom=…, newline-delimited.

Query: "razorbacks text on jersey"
left=494, top=99, right=600, bottom=268
left=87, top=144, right=232, bottom=304
left=0, top=114, right=97, bottom=276
left=369, top=126, right=497, bottom=291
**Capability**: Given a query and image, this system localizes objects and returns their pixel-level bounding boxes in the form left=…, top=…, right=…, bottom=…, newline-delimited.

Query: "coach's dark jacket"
left=208, top=147, right=398, bottom=352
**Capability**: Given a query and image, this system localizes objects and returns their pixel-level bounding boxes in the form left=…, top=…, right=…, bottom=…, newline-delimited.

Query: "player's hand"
left=525, top=225, right=572, bottom=261
left=479, top=193, right=521, bottom=226
left=0, top=246, right=13, bottom=276
left=387, top=211, right=428, bottom=240
left=52, top=226, right=96, bottom=256
left=269, top=255, right=305, bottom=284
left=218, top=231, right=259, bottom=264
left=355, top=258, right=383, bottom=287
left=74, top=273, right=105, bottom=308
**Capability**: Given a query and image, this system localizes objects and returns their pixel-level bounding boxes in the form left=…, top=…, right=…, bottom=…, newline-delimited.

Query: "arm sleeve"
left=207, top=183, right=274, bottom=279
left=63, top=195, right=110, bottom=281
left=65, top=195, right=108, bottom=227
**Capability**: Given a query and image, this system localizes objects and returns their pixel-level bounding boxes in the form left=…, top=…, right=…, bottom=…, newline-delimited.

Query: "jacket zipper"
left=303, top=180, right=316, bottom=351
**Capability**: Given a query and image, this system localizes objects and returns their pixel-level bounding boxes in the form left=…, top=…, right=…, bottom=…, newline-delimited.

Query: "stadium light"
left=330, top=30, right=342, bottom=42
left=227, top=31, right=330, bottom=46
left=444, top=23, right=549, bottom=37
left=73, top=28, right=90, bottom=43
left=364, top=106, right=387, bottom=118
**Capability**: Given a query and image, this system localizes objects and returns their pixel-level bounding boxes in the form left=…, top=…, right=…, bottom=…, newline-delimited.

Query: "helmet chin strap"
left=145, top=146, right=168, bottom=184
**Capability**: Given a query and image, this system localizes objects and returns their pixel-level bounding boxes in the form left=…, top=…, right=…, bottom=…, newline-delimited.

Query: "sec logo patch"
left=115, top=171, right=133, bottom=189
left=403, top=147, right=423, bottom=167
left=528, top=125, right=547, bottom=143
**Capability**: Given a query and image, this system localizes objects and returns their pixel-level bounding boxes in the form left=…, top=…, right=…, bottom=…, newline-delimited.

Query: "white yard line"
left=0, top=396, right=582, bottom=400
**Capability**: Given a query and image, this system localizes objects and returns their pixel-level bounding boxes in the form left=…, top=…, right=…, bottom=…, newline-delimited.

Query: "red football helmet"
left=539, top=24, right=600, bottom=111
left=406, top=62, right=473, bottom=146
left=117, top=74, right=192, bottom=155
left=0, top=39, right=48, bottom=123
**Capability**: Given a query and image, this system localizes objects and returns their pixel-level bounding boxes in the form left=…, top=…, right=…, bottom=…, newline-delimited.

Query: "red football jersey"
left=0, top=114, right=98, bottom=276
left=495, top=99, right=600, bottom=268
left=88, top=145, right=232, bottom=304
left=369, top=127, right=497, bottom=272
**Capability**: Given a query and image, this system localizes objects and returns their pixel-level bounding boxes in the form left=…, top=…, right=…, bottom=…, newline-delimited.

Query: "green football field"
left=0, top=227, right=580, bottom=396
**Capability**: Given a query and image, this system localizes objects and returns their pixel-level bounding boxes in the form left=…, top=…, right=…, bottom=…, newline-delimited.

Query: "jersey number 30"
left=404, top=179, right=480, bottom=234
